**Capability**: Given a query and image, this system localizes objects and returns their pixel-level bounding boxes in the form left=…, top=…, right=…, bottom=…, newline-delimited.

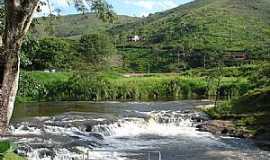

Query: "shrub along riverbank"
left=200, top=64, right=270, bottom=149
left=203, top=87, right=270, bottom=150
left=17, top=71, right=252, bottom=102
left=0, top=141, right=25, bottom=160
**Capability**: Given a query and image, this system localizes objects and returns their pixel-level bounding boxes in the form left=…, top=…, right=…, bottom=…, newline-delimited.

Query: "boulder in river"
left=196, top=120, right=253, bottom=138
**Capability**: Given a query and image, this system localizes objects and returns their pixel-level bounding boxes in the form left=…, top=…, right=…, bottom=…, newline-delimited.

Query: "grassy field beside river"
left=17, top=70, right=251, bottom=103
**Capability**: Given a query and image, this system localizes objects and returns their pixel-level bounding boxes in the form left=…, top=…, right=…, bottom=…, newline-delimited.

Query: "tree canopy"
left=0, top=0, right=115, bottom=35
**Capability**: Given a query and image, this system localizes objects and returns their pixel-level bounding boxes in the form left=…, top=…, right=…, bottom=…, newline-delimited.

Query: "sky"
left=38, top=0, right=193, bottom=17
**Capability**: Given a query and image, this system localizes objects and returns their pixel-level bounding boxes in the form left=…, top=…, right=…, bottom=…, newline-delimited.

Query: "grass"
left=17, top=70, right=251, bottom=102
left=26, top=71, right=71, bottom=83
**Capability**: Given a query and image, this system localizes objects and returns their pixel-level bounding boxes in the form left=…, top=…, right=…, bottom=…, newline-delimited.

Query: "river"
left=9, top=100, right=270, bottom=160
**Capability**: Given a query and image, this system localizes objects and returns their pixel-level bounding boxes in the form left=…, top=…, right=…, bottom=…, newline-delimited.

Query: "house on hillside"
left=224, top=51, right=250, bottom=65
left=224, top=51, right=249, bottom=61
left=128, top=35, right=144, bottom=42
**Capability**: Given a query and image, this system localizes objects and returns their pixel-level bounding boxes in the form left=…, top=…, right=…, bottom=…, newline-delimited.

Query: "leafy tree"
left=79, top=33, right=116, bottom=68
left=31, top=37, right=71, bottom=70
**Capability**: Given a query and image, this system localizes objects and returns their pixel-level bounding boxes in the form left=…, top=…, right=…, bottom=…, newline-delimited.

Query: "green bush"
left=204, top=101, right=233, bottom=119
left=231, top=87, right=270, bottom=113
left=17, top=72, right=47, bottom=102
left=0, top=141, right=25, bottom=160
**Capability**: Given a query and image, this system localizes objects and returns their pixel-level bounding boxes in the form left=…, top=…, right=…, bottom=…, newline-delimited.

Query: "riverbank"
left=17, top=71, right=251, bottom=103
left=201, top=87, right=270, bottom=150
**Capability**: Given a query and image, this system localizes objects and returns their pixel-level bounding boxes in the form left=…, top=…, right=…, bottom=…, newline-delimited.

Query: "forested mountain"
left=26, top=0, right=270, bottom=72
left=110, top=0, right=270, bottom=58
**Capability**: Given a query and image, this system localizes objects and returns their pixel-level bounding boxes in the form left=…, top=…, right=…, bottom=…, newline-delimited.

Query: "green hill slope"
left=32, top=13, right=138, bottom=39
left=110, top=0, right=270, bottom=57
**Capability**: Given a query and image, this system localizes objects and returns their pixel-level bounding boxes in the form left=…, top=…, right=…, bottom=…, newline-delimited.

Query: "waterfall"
left=11, top=110, right=208, bottom=160
left=92, top=111, right=198, bottom=137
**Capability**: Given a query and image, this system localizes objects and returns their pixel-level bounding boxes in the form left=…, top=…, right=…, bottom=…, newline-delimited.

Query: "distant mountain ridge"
left=32, top=13, right=139, bottom=39
left=110, top=0, right=270, bottom=56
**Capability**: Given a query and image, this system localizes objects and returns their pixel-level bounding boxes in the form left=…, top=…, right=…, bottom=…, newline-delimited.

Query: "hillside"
left=32, top=13, right=138, bottom=39
left=110, top=0, right=270, bottom=57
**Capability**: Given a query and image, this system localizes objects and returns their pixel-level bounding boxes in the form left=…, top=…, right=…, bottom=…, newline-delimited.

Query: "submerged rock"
left=254, top=129, right=270, bottom=151
left=196, top=120, right=253, bottom=138
left=89, top=132, right=104, bottom=140
left=38, top=148, right=56, bottom=159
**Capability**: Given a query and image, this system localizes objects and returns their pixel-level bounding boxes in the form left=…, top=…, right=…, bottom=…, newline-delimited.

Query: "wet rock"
left=191, top=113, right=210, bottom=123
left=254, top=129, right=270, bottom=151
left=221, top=128, right=229, bottom=134
left=122, top=110, right=149, bottom=119
left=85, top=125, right=92, bottom=132
left=196, top=120, right=252, bottom=138
left=38, top=148, right=56, bottom=159
left=197, top=120, right=230, bottom=134
left=31, top=143, right=56, bottom=150
left=15, top=146, right=32, bottom=157
left=63, top=141, right=94, bottom=150
left=89, top=132, right=104, bottom=140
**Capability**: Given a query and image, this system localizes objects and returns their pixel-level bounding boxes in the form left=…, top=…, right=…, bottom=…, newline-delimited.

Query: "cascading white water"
left=92, top=111, right=199, bottom=137
left=11, top=110, right=207, bottom=160
left=10, top=101, right=270, bottom=160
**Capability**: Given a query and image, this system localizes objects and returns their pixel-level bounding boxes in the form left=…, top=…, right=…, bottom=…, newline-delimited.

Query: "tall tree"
left=0, top=0, right=114, bottom=134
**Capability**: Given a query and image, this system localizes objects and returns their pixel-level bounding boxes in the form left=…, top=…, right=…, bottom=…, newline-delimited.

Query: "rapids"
left=8, top=101, right=270, bottom=160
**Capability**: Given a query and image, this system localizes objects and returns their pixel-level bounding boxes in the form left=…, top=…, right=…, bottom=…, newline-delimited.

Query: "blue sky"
left=39, top=0, right=193, bottom=17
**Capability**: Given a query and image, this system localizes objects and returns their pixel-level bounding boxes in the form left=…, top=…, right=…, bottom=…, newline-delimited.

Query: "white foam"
left=92, top=111, right=210, bottom=138
left=27, top=147, right=129, bottom=160
left=10, top=125, right=42, bottom=135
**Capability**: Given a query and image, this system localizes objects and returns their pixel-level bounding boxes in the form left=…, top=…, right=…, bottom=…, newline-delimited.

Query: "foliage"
left=17, top=71, right=252, bottom=102
left=21, top=35, right=117, bottom=71
left=17, top=72, right=47, bottom=102
left=181, top=65, right=261, bottom=77
left=249, top=63, right=270, bottom=88
left=231, top=87, right=270, bottom=113
left=31, top=13, right=137, bottom=39
left=32, top=37, right=70, bottom=69
left=110, top=0, right=270, bottom=62
left=78, top=33, right=116, bottom=68
left=23, top=0, right=270, bottom=73
left=17, top=71, right=71, bottom=102
left=204, top=87, right=270, bottom=139
left=21, top=37, right=75, bottom=70
left=0, top=141, right=10, bottom=154
left=0, top=141, right=24, bottom=160
left=203, top=101, right=233, bottom=119
left=205, top=87, right=270, bottom=118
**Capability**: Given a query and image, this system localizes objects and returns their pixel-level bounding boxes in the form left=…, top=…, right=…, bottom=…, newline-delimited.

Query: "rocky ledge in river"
left=196, top=120, right=253, bottom=138
left=196, top=120, right=270, bottom=151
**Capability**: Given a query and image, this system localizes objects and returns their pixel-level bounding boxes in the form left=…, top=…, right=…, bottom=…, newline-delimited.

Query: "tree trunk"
left=0, top=0, right=39, bottom=134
